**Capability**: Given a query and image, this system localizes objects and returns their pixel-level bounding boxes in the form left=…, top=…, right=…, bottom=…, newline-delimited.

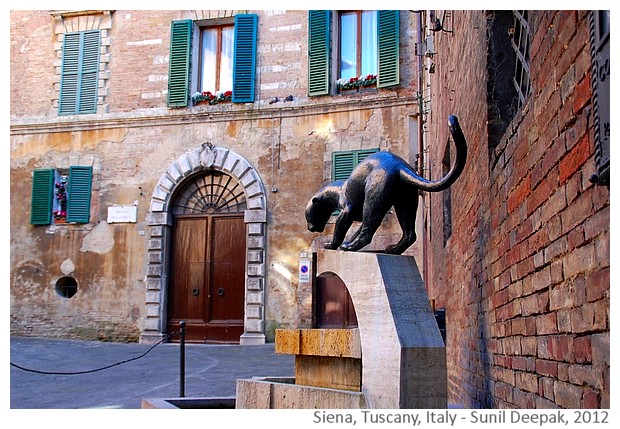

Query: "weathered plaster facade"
left=10, top=10, right=423, bottom=343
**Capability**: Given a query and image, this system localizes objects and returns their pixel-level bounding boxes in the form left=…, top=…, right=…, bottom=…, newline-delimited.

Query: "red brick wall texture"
left=426, top=11, right=609, bottom=408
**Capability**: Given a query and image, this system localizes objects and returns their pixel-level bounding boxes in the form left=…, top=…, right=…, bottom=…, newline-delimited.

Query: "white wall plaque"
left=107, top=206, right=137, bottom=223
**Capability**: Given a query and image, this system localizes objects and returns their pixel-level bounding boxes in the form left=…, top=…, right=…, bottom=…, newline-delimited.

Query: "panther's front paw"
left=339, top=242, right=354, bottom=251
left=324, top=242, right=338, bottom=250
left=385, top=244, right=401, bottom=254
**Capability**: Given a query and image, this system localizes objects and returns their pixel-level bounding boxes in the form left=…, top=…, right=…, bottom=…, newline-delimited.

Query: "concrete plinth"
left=236, top=377, right=368, bottom=409
left=316, top=249, right=447, bottom=409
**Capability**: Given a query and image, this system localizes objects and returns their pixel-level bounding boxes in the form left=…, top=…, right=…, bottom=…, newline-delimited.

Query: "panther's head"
left=305, top=181, right=343, bottom=234
left=305, top=196, right=333, bottom=233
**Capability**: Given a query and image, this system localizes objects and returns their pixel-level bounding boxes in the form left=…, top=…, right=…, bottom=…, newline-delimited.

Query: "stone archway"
left=139, top=143, right=267, bottom=345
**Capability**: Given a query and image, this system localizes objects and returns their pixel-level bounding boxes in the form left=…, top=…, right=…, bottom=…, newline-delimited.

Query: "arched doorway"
left=140, top=143, right=268, bottom=345
left=168, top=171, right=247, bottom=343
left=315, top=272, right=358, bottom=328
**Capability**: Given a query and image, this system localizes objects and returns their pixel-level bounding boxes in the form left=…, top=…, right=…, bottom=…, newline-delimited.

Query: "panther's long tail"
left=400, top=115, right=467, bottom=192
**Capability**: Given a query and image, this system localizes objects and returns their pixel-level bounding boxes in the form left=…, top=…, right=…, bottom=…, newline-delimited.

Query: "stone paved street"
left=10, top=336, right=294, bottom=409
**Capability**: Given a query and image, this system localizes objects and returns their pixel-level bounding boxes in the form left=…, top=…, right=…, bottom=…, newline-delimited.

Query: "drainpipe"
left=417, top=11, right=429, bottom=291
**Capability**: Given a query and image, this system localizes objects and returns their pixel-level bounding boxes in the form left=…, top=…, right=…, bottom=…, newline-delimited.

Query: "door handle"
left=192, top=288, right=200, bottom=296
left=217, top=287, right=225, bottom=296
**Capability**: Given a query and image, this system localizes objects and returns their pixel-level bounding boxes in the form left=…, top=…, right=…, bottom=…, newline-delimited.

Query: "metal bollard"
left=179, top=320, right=185, bottom=398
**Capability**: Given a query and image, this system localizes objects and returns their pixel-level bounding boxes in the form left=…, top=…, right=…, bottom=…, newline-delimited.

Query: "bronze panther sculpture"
left=305, top=115, right=467, bottom=255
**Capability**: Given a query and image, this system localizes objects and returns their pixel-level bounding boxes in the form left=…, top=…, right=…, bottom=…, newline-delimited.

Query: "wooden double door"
left=168, top=215, right=246, bottom=343
left=315, top=274, right=358, bottom=328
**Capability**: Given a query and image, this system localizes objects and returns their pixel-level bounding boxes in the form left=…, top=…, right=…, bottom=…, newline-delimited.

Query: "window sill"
left=192, top=100, right=232, bottom=106
left=337, top=86, right=378, bottom=96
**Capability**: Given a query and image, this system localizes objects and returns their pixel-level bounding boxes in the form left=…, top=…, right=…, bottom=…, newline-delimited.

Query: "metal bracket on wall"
left=429, top=10, right=453, bottom=34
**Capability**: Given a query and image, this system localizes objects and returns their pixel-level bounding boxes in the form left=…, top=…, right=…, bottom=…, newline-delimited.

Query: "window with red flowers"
left=308, top=10, right=399, bottom=96
left=339, top=11, right=378, bottom=82
left=30, top=166, right=93, bottom=225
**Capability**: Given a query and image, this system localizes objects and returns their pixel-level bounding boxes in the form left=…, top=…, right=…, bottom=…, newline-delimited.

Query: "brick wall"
left=426, top=10, right=609, bottom=408
left=10, top=11, right=56, bottom=117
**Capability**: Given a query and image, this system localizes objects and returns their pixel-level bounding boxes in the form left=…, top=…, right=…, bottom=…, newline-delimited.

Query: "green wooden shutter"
left=356, top=148, right=379, bottom=164
left=167, top=20, right=193, bottom=107
left=78, top=31, right=101, bottom=113
left=59, top=30, right=101, bottom=115
left=66, top=166, right=93, bottom=223
left=31, top=169, right=55, bottom=225
left=59, top=33, right=80, bottom=114
left=377, top=10, right=400, bottom=88
left=333, top=149, right=379, bottom=181
left=233, top=14, right=258, bottom=103
left=333, top=151, right=355, bottom=181
left=308, top=10, right=331, bottom=96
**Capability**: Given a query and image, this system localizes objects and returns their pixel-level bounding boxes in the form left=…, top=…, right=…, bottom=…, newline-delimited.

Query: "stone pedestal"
left=236, top=249, right=447, bottom=409
left=317, top=250, right=447, bottom=409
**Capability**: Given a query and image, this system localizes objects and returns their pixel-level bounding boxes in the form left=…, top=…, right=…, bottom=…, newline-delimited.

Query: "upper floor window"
left=339, top=11, right=377, bottom=81
left=198, top=25, right=235, bottom=93
left=58, top=30, right=101, bottom=115
left=308, top=10, right=400, bottom=96
left=199, top=22, right=234, bottom=94
left=167, top=14, right=257, bottom=108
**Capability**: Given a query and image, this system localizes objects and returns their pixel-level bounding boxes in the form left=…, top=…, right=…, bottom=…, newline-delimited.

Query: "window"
left=339, top=11, right=377, bottom=81
left=167, top=14, right=258, bottom=107
left=199, top=23, right=234, bottom=94
left=59, top=30, right=101, bottom=115
left=55, top=276, right=78, bottom=299
left=332, top=148, right=379, bottom=181
left=172, top=171, right=247, bottom=215
left=511, top=11, right=531, bottom=109
left=486, top=11, right=530, bottom=157
left=308, top=10, right=400, bottom=96
left=31, top=166, right=93, bottom=225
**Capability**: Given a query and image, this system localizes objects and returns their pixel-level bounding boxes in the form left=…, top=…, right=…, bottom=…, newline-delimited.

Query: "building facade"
left=10, top=10, right=424, bottom=344
left=10, top=10, right=609, bottom=409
